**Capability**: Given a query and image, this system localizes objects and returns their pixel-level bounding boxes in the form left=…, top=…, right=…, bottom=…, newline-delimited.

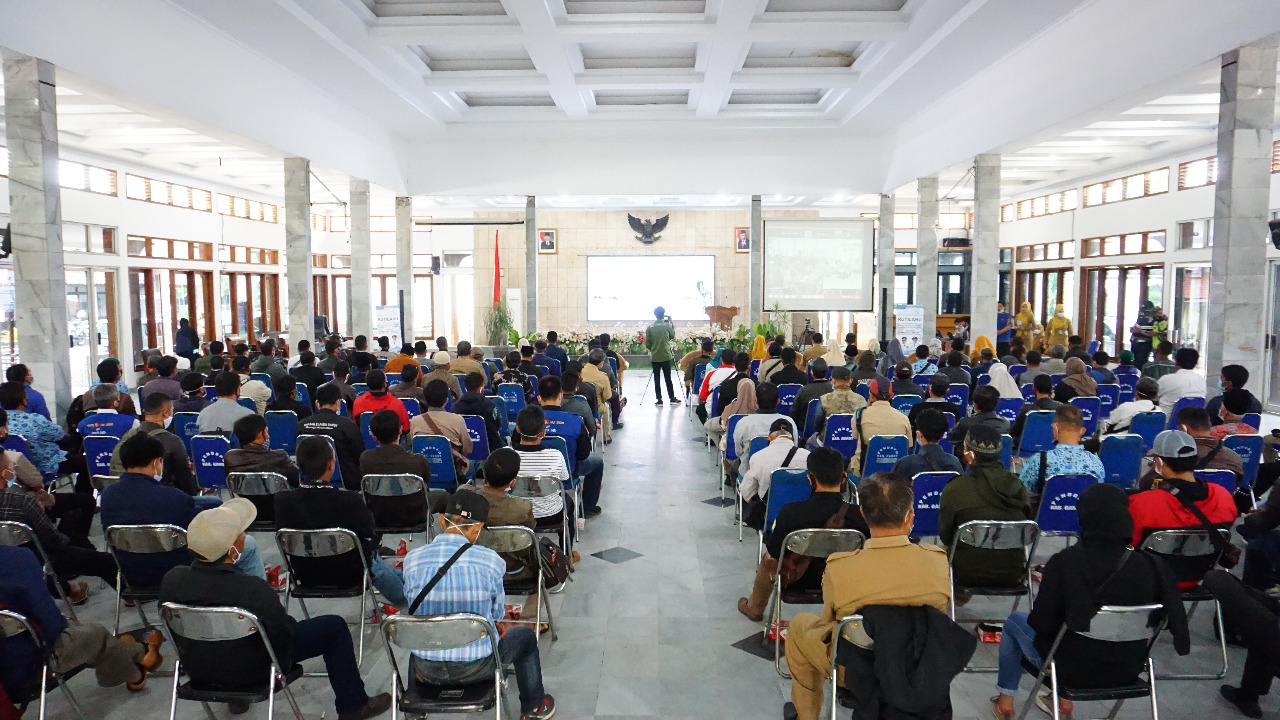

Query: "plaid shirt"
left=402, top=532, right=506, bottom=662
left=0, top=488, right=65, bottom=553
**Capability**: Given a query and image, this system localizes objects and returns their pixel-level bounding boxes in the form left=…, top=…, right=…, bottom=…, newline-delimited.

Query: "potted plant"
left=484, top=300, right=514, bottom=354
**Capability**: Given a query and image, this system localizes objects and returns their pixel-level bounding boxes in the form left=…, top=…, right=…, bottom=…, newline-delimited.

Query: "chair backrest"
left=249, top=373, right=275, bottom=401
left=803, top=397, right=822, bottom=441
left=1129, top=411, right=1166, bottom=452
left=541, top=434, right=572, bottom=475
left=462, top=415, right=490, bottom=462
left=1195, top=468, right=1237, bottom=494
left=385, top=372, right=401, bottom=386
left=1000, top=434, right=1013, bottom=470
left=862, top=435, right=909, bottom=477
left=1020, top=384, right=1036, bottom=403
left=295, top=434, right=342, bottom=486
left=358, top=412, right=377, bottom=450
left=1050, top=373, right=1067, bottom=387
left=1242, top=413, right=1262, bottom=430
left=822, top=413, right=859, bottom=465
left=749, top=359, right=761, bottom=379
left=1069, top=396, right=1101, bottom=436
left=487, top=395, right=509, bottom=428
left=412, top=434, right=459, bottom=489
left=692, top=363, right=708, bottom=391
left=912, top=374, right=933, bottom=387
left=105, top=524, right=188, bottom=567
left=402, top=398, right=422, bottom=418
left=854, top=382, right=870, bottom=401
left=1223, top=434, right=1263, bottom=487
left=91, top=474, right=121, bottom=492
left=1116, top=373, right=1139, bottom=404
left=362, top=473, right=426, bottom=498
left=227, top=471, right=289, bottom=497
left=722, top=414, right=748, bottom=460
left=747, top=435, right=770, bottom=459
left=84, top=434, right=119, bottom=477
left=776, top=383, right=803, bottom=415
left=1168, top=397, right=1206, bottom=429
left=1075, top=604, right=1165, bottom=643
left=265, top=410, right=298, bottom=455
left=780, top=528, right=866, bottom=559
left=476, top=525, right=540, bottom=577
left=172, top=412, right=201, bottom=454
left=945, top=384, right=969, bottom=415
left=497, top=383, right=526, bottom=413
left=976, top=374, right=991, bottom=386
left=1139, top=528, right=1229, bottom=586
left=1008, top=364, right=1027, bottom=378
left=606, top=356, right=618, bottom=377
left=203, top=386, right=218, bottom=402
left=235, top=397, right=256, bottom=412
left=910, top=471, right=957, bottom=537
left=0, top=609, right=38, bottom=646
left=1098, top=433, right=1142, bottom=488
left=1035, top=474, right=1099, bottom=534
left=1096, top=384, right=1120, bottom=418
left=1017, top=411, right=1056, bottom=454
left=276, top=527, right=360, bottom=558
left=191, top=434, right=230, bottom=490
left=352, top=383, right=370, bottom=397
left=709, top=386, right=721, bottom=416
left=381, top=612, right=500, bottom=657
left=764, top=468, right=812, bottom=532
left=995, top=397, right=1022, bottom=423
left=1086, top=340, right=1101, bottom=355
left=294, top=383, right=311, bottom=410
left=543, top=410, right=583, bottom=472
left=510, top=475, right=563, bottom=504
left=160, top=602, right=287, bottom=683
left=892, top=395, right=922, bottom=414
left=950, top=520, right=1039, bottom=558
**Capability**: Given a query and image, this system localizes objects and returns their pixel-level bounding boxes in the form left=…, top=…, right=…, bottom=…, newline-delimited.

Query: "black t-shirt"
left=766, top=491, right=869, bottom=587
left=771, top=364, right=809, bottom=386
left=907, top=399, right=962, bottom=429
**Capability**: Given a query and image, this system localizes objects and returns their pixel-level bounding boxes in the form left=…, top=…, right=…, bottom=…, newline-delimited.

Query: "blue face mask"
left=1217, top=379, right=1225, bottom=392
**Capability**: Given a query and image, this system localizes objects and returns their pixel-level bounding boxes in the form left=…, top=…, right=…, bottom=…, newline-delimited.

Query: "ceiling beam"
left=418, top=67, right=863, bottom=92
left=499, top=0, right=589, bottom=117
left=695, top=0, right=766, bottom=118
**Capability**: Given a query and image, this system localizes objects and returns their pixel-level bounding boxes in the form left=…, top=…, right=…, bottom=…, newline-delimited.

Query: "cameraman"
left=645, top=306, right=680, bottom=406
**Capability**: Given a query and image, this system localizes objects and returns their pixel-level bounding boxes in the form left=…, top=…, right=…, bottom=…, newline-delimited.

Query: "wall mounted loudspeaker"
left=1269, top=219, right=1280, bottom=250
left=0, top=225, right=9, bottom=259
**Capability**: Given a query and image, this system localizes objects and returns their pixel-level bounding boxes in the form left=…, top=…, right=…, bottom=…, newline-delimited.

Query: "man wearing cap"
left=1101, top=376, right=1160, bottom=435
left=420, top=350, right=463, bottom=401
left=159, top=499, right=392, bottom=720
left=850, top=376, right=913, bottom=475
left=401, top=492, right=557, bottom=720
left=738, top=418, right=810, bottom=526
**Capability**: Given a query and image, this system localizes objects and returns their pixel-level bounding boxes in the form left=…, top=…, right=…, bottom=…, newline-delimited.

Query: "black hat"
left=964, top=424, right=1003, bottom=460
left=445, top=492, right=489, bottom=523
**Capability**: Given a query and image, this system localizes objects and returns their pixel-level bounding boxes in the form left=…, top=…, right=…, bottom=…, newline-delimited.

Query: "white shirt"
left=739, top=437, right=809, bottom=502
left=512, top=446, right=568, bottom=517
left=703, top=366, right=736, bottom=399
left=1157, top=369, right=1205, bottom=416
left=734, top=413, right=800, bottom=473
left=238, top=376, right=272, bottom=415
left=1103, top=398, right=1157, bottom=434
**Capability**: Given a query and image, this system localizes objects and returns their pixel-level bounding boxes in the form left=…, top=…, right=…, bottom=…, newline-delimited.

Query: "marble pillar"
left=283, top=157, right=313, bottom=346
left=916, top=177, right=940, bottom=343
left=525, top=197, right=537, bottom=333
left=3, top=51, right=70, bottom=420
left=1205, top=42, right=1278, bottom=394
left=750, top=194, right=763, bottom=323
left=877, top=193, right=896, bottom=344
left=970, top=154, right=1001, bottom=342
left=395, top=197, right=414, bottom=341
left=349, top=178, right=372, bottom=339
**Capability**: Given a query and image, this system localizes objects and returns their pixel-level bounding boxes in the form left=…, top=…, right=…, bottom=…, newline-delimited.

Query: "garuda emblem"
left=627, top=214, right=670, bottom=244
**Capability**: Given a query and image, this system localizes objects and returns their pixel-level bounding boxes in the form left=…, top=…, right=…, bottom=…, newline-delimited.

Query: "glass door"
left=1081, top=265, right=1161, bottom=357
left=1266, top=262, right=1280, bottom=411
left=65, top=268, right=119, bottom=395
left=1173, top=265, right=1211, bottom=350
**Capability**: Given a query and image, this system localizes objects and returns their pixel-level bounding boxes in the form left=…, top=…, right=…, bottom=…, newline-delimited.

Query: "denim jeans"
left=410, top=625, right=544, bottom=713
left=233, top=534, right=267, bottom=580
left=369, top=552, right=406, bottom=606
left=578, top=453, right=604, bottom=511
left=192, top=495, right=222, bottom=510
left=997, top=611, right=1041, bottom=695
left=294, top=615, right=370, bottom=714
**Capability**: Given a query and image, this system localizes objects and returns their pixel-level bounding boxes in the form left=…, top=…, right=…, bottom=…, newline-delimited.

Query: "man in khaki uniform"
left=784, top=472, right=950, bottom=720
left=850, top=375, right=913, bottom=475
left=450, top=341, right=488, bottom=379
left=800, top=332, right=827, bottom=367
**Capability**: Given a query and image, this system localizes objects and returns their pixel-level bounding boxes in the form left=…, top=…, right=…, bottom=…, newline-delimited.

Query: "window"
left=217, top=193, right=278, bottom=223
left=1080, top=230, right=1165, bottom=257
left=123, top=174, right=213, bottom=211
left=1013, top=241, right=1073, bottom=263
left=1083, top=167, right=1169, bottom=207
left=859, top=213, right=918, bottom=230
left=218, top=244, right=279, bottom=265
left=53, top=159, right=118, bottom=196
left=1176, top=219, right=1213, bottom=249
left=1014, top=189, right=1078, bottom=220
left=1178, top=157, right=1218, bottom=189
left=62, top=223, right=117, bottom=253
left=311, top=254, right=329, bottom=269
left=127, top=235, right=213, bottom=261
left=894, top=252, right=916, bottom=266
left=1001, top=204, right=1015, bottom=223
left=1273, top=140, right=1280, bottom=174
left=311, top=214, right=329, bottom=232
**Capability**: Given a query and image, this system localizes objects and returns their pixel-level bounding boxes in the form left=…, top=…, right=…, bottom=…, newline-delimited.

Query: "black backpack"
left=538, top=537, right=572, bottom=588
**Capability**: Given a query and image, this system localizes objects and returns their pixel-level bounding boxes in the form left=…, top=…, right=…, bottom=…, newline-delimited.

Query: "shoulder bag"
left=407, top=542, right=473, bottom=614
left=1165, top=484, right=1240, bottom=568
left=422, top=411, right=471, bottom=478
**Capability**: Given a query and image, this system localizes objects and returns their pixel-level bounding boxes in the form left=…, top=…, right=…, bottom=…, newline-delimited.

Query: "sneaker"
left=585, top=506, right=603, bottom=519
left=611, top=422, right=624, bottom=430
left=522, top=695, right=556, bottom=720
left=655, top=399, right=664, bottom=406
left=671, top=398, right=682, bottom=405
left=1034, top=692, right=1071, bottom=720
left=1220, top=685, right=1263, bottom=718
left=782, top=701, right=798, bottom=720
left=338, top=692, right=392, bottom=720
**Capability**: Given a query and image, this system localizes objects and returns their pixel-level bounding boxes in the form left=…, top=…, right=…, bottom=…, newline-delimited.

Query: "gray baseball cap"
left=1151, top=429, right=1198, bottom=460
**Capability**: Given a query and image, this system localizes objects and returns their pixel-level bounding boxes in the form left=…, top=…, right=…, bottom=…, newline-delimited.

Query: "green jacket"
left=645, top=321, right=675, bottom=363
left=938, top=461, right=1032, bottom=587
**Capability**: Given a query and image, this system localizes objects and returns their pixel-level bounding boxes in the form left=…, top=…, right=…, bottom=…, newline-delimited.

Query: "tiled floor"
left=43, top=385, right=1279, bottom=719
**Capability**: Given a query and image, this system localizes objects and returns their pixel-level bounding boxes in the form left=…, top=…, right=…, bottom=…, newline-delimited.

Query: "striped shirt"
left=511, top=445, right=568, bottom=517
left=402, top=533, right=506, bottom=661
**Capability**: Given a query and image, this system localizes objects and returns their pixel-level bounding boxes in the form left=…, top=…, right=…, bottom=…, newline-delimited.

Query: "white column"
left=525, top=196, right=537, bottom=333
left=283, top=157, right=313, bottom=345
left=916, top=176, right=940, bottom=342
left=3, top=51, right=70, bottom=420
left=1205, top=42, right=1278, bottom=393
left=749, top=194, right=763, bottom=323
left=349, top=178, right=372, bottom=339
left=876, top=193, right=896, bottom=344
left=970, top=154, right=1001, bottom=342
left=395, top=197, right=414, bottom=341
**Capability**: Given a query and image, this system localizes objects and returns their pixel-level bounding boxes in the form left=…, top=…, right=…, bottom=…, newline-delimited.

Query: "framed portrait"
left=538, top=228, right=557, bottom=255
left=734, top=227, right=750, bottom=253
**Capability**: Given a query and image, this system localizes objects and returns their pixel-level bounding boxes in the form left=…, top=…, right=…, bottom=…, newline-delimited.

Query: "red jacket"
left=1129, top=483, right=1236, bottom=586
left=352, top=391, right=410, bottom=433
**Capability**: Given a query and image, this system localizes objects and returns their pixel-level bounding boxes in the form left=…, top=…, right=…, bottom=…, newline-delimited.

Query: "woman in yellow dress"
left=1044, top=303, right=1072, bottom=350
left=1014, top=301, right=1042, bottom=350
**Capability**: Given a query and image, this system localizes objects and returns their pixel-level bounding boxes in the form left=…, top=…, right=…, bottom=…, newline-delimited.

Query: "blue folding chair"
left=497, top=383, right=526, bottom=416
left=976, top=375, right=991, bottom=386
left=1017, top=411, right=1056, bottom=455
left=1168, top=397, right=1206, bottom=429
left=823, top=414, right=859, bottom=466
left=172, top=412, right=201, bottom=455
left=606, top=356, right=618, bottom=378
left=402, top=398, right=422, bottom=418
left=385, top=373, right=401, bottom=386
left=294, top=384, right=311, bottom=411
left=352, top=383, right=370, bottom=398
left=803, top=397, right=822, bottom=443
left=1242, top=413, right=1262, bottom=430
left=854, top=382, right=870, bottom=401
left=339, top=400, right=349, bottom=418
left=541, top=435, right=575, bottom=491
left=892, top=396, right=922, bottom=414
left=1098, top=433, right=1142, bottom=488
left=0, top=435, right=33, bottom=468
left=910, top=471, right=957, bottom=538
left=1114, top=366, right=1140, bottom=377
left=1196, top=469, right=1237, bottom=494
left=692, top=363, right=709, bottom=394
left=1069, top=396, right=1101, bottom=436
left=1223, top=434, right=1263, bottom=492
left=946, top=384, right=969, bottom=416
left=759, top=468, right=812, bottom=557
left=296, top=434, right=341, bottom=487
left=358, top=412, right=377, bottom=450
left=84, top=435, right=118, bottom=478
left=1036, top=474, right=1098, bottom=536
left=411, top=435, right=460, bottom=490
left=203, top=386, right=218, bottom=402
left=995, top=398, right=1022, bottom=424
left=265, top=410, right=297, bottom=455
left=236, top=398, right=256, bottom=413
left=912, top=374, right=933, bottom=388
left=1008, top=364, right=1027, bottom=378
left=487, top=395, right=511, bottom=435
left=862, top=435, right=910, bottom=478
left=1050, top=373, right=1066, bottom=387
left=749, top=359, right=761, bottom=379
left=1086, top=340, right=1100, bottom=355
left=1096, top=384, right=1120, bottom=419
left=776, top=384, right=802, bottom=417
left=747, top=435, right=771, bottom=459
left=721, top=415, right=748, bottom=494
left=1000, top=435, right=1013, bottom=470
left=1130, top=411, right=1166, bottom=453
left=250, top=373, right=276, bottom=401
left=546, top=359, right=561, bottom=378
left=462, top=415, right=490, bottom=463
left=191, top=435, right=230, bottom=491
left=1020, top=384, right=1036, bottom=403
left=1116, top=373, right=1139, bottom=404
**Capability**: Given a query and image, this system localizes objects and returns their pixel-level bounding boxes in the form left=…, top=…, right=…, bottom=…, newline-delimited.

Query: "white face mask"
left=163, top=414, right=174, bottom=429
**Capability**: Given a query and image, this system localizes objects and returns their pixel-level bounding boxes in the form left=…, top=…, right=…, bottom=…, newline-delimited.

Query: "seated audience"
left=971, top=346, right=997, bottom=382
left=359, top=409, right=447, bottom=516
left=375, top=336, right=396, bottom=362
left=409, top=379, right=472, bottom=477
left=892, top=408, right=963, bottom=478
left=1018, top=350, right=1046, bottom=387
left=1141, top=341, right=1177, bottom=380
left=0, top=409, right=95, bottom=546
left=558, top=371, right=598, bottom=445
left=1040, top=344, right=1068, bottom=376
left=500, top=350, right=539, bottom=405
left=353, top=370, right=410, bottom=433
left=250, top=338, right=287, bottom=382
left=224, top=414, right=301, bottom=488
left=732, top=383, right=799, bottom=478
left=680, top=340, right=717, bottom=393
left=323, top=361, right=358, bottom=408
left=907, top=375, right=962, bottom=430
left=1091, top=351, right=1117, bottom=385
left=421, top=351, right=463, bottom=401
left=706, top=377, right=754, bottom=447
left=991, top=483, right=1188, bottom=720
left=159, top=500, right=391, bottom=718
left=265, top=374, right=312, bottom=420
left=452, top=341, right=487, bottom=379
left=300, top=384, right=365, bottom=490
left=940, top=425, right=1032, bottom=587
left=192, top=340, right=223, bottom=375
left=290, top=350, right=329, bottom=403
left=174, top=372, right=210, bottom=414
left=711, top=353, right=754, bottom=417
left=1053, top=357, right=1098, bottom=403
left=316, top=338, right=343, bottom=372
left=850, top=351, right=879, bottom=383
left=1010, top=374, right=1063, bottom=442
left=891, top=361, right=923, bottom=397
left=814, top=366, right=866, bottom=438
left=695, top=348, right=737, bottom=423
left=1157, top=347, right=1206, bottom=416
left=109, top=393, right=200, bottom=496
left=1206, top=364, right=1263, bottom=426
left=1129, top=430, right=1236, bottom=565
left=986, top=362, right=1022, bottom=400
left=1018, top=404, right=1105, bottom=491
left=401, top=492, right=556, bottom=720
left=383, top=343, right=420, bottom=374
left=948, top=385, right=1010, bottom=458
left=77, top=384, right=139, bottom=441
left=739, top=419, right=810, bottom=528
left=1206, top=569, right=1280, bottom=717
left=770, top=347, right=809, bottom=386
left=287, top=339, right=310, bottom=369
left=68, top=360, right=137, bottom=433
left=1064, top=335, right=1093, bottom=364
left=1211, top=388, right=1259, bottom=438
left=388, top=363, right=426, bottom=404
left=1, top=382, right=76, bottom=478
left=909, top=343, right=933, bottom=373
left=454, top=371, right=504, bottom=451
left=196, top=371, right=254, bottom=435
left=738, top=447, right=869, bottom=623
left=938, top=351, right=972, bottom=387
left=141, top=356, right=182, bottom=403
left=510, top=406, right=576, bottom=532
left=458, top=447, right=534, bottom=529
left=790, top=358, right=833, bottom=432
left=851, top=377, right=913, bottom=475
left=1101, top=376, right=1159, bottom=434
left=1138, top=406, right=1244, bottom=490
left=537, top=376, right=604, bottom=518
left=232, top=355, right=271, bottom=415
left=784, top=471, right=949, bottom=720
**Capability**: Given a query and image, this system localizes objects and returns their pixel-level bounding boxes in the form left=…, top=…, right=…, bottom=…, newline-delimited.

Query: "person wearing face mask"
left=107, top=392, right=202, bottom=498
left=100, top=433, right=265, bottom=588
left=891, top=409, right=963, bottom=478
left=1043, top=304, right=1072, bottom=351
left=1017, top=405, right=1105, bottom=493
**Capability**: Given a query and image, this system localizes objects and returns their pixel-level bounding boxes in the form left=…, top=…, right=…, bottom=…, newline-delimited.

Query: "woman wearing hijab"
left=986, top=362, right=1023, bottom=400
left=748, top=335, right=768, bottom=361
left=710, top=378, right=757, bottom=449
left=990, top=483, right=1189, bottom=720
left=1054, top=357, right=1098, bottom=403
left=972, top=335, right=997, bottom=359
left=1014, top=301, right=1042, bottom=351
left=928, top=338, right=945, bottom=362
left=878, top=338, right=908, bottom=376
left=820, top=339, right=844, bottom=369
left=851, top=351, right=879, bottom=383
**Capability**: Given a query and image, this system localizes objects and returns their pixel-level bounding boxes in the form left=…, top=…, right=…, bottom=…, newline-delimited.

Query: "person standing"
left=174, top=317, right=201, bottom=366
left=644, top=306, right=679, bottom=405
left=995, top=301, right=1013, bottom=358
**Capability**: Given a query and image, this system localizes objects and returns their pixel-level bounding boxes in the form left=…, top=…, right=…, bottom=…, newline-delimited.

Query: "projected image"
left=764, top=219, right=875, bottom=311
left=586, top=255, right=715, bottom=322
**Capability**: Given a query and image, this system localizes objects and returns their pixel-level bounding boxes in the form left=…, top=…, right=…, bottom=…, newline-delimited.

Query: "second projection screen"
left=763, top=219, right=875, bottom=311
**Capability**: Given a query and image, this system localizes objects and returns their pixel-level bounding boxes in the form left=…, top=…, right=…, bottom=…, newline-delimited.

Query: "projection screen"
left=586, top=255, right=715, bottom=322
left=763, top=218, right=875, bottom=311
